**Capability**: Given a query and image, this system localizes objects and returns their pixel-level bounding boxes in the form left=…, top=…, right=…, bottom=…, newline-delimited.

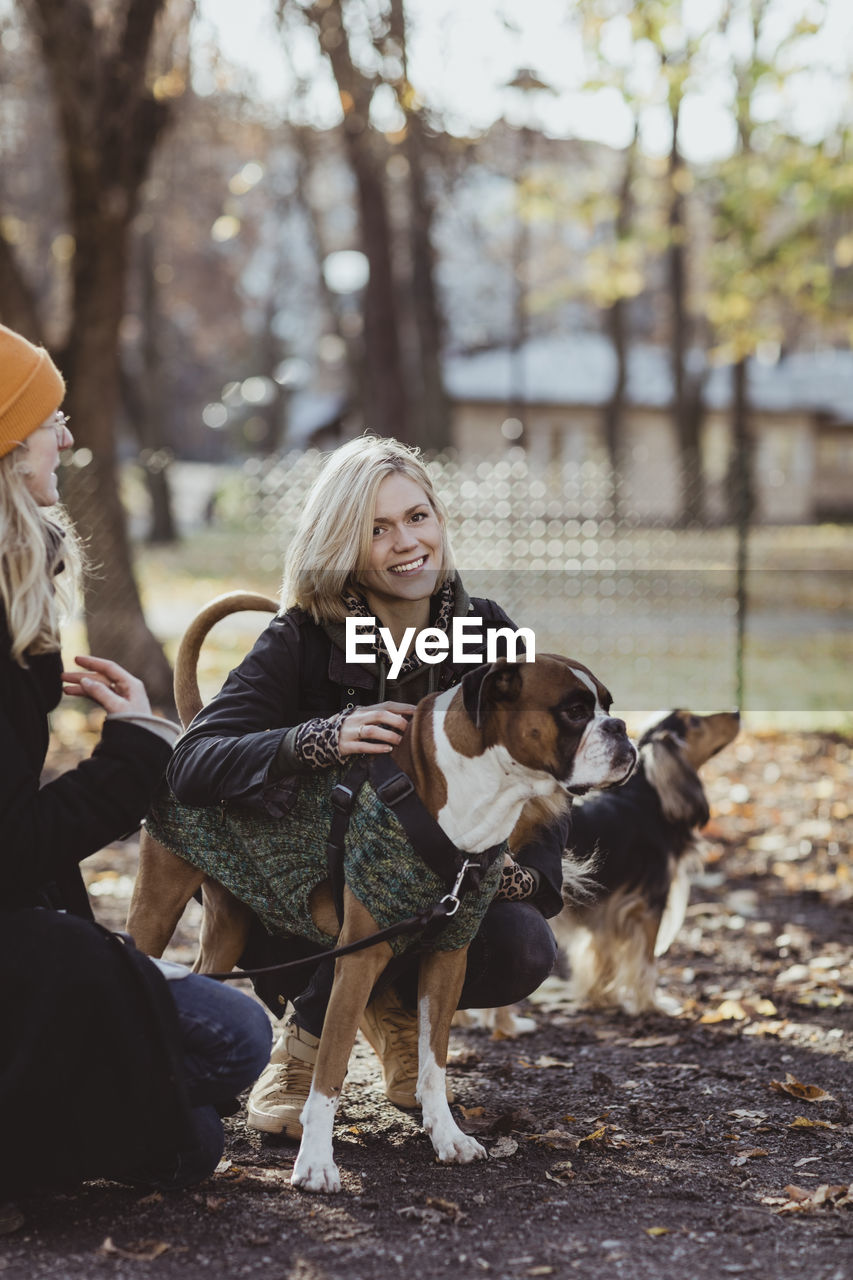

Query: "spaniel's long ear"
left=461, top=660, right=523, bottom=730
left=642, top=730, right=710, bottom=827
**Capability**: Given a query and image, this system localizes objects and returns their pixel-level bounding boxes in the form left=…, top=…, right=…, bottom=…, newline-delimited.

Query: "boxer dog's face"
left=462, top=657, right=637, bottom=795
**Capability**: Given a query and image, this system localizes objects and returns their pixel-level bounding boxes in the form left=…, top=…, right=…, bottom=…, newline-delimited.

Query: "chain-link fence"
left=228, top=448, right=850, bottom=723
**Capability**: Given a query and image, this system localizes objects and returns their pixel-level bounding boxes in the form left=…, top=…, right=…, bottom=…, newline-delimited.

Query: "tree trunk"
left=506, top=126, right=533, bottom=447
left=602, top=295, right=627, bottom=521
left=63, top=218, right=174, bottom=707
left=307, top=0, right=410, bottom=441
left=0, top=235, right=44, bottom=341
left=388, top=0, right=451, bottom=453
left=291, top=123, right=365, bottom=428
left=667, top=111, right=705, bottom=526
left=401, top=106, right=451, bottom=452
left=730, top=356, right=752, bottom=709
left=729, top=357, right=754, bottom=525
left=600, top=129, right=638, bottom=522
left=122, top=227, right=178, bottom=544
left=27, top=0, right=176, bottom=710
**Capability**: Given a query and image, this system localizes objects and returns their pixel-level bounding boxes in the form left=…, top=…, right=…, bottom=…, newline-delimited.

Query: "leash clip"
left=440, top=858, right=474, bottom=917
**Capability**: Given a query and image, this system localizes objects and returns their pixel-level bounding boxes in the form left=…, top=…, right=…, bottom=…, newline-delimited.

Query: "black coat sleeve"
left=167, top=614, right=304, bottom=809
left=0, top=711, right=172, bottom=905
left=512, top=807, right=569, bottom=919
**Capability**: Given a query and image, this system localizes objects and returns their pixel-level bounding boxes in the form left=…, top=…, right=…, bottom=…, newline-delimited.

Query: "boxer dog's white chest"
left=430, top=688, right=562, bottom=851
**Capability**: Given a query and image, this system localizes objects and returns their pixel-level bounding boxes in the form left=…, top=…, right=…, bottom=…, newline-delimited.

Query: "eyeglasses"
left=12, top=412, right=72, bottom=453
left=50, top=412, right=71, bottom=446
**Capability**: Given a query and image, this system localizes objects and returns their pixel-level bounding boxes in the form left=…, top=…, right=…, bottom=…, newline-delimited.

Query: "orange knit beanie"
left=0, top=323, right=65, bottom=459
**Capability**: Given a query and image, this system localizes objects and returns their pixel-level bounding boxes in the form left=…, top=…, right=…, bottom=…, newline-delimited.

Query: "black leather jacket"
left=168, top=584, right=567, bottom=918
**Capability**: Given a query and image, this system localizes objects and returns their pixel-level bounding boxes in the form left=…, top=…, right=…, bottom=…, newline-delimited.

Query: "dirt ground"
left=2, top=728, right=851, bottom=1280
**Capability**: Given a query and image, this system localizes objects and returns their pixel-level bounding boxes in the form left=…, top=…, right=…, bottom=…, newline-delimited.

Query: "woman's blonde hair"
left=282, top=435, right=455, bottom=623
left=0, top=449, right=81, bottom=666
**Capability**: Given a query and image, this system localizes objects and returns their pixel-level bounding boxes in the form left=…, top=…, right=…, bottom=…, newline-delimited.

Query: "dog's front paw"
left=291, top=1154, right=342, bottom=1194
left=432, top=1126, right=487, bottom=1165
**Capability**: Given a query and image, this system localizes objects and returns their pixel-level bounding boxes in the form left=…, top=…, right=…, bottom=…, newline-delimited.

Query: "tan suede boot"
left=246, top=1020, right=319, bottom=1138
left=359, top=986, right=455, bottom=1108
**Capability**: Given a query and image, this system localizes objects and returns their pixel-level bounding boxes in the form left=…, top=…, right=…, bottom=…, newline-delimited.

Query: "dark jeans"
left=287, top=900, right=557, bottom=1038
left=133, top=975, right=271, bottom=1190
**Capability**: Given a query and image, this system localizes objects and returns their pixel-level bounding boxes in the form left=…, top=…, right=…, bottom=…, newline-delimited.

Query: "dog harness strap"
left=326, top=760, right=369, bottom=925
left=368, top=755, right=502, bottom=896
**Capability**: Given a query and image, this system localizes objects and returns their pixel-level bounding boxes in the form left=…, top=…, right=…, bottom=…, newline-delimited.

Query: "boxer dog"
left=127, top=593, right=637, bottom=1194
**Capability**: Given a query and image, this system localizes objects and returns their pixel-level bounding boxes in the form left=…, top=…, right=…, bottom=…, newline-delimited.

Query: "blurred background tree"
left=0, top=0, right=850, bottom=700
left=1, top=0, right=189, bottom=707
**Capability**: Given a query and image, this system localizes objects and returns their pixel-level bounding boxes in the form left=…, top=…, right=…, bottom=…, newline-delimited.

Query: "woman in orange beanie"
left=0, top=325, right=270, bottom=1228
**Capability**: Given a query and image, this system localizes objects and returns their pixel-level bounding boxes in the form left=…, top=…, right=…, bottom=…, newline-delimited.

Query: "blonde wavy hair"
left=282, top=435, right=455, bottom=624
left=0, top=449, right=81, bottom=666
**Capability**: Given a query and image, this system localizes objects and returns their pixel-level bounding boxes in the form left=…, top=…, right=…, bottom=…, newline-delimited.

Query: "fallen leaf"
left=774, top=1183, right=853, bottom=1214
left=544, top=1161, right=574, bottom=1184
left=458, top=1106, right=485, bottom=1118
left=489, top=1136, right=519, bottom=1159
left=425, top=1196, right=466, bottom=1223
left=525, top=1269, right=555, bottom=1276
left=98, top=1237, right=171, bottom=1261
left=534, top=1055, right=574, bottom=1069
left=784, top=1185, right=812, bottom=1202
left=645, top=1226, right=670, bottom=1237
left=789, top=1116, right=837, bottom=1130
left=743, top=1019, right=789, bottom=1038
left=397, top=1206, right=444, bottom=1225
left=769, top=1073, right=834, bottom=1103
left=731, top=1148, right=769, bottom=1167
left=578, top=1126, right=609, bottom=1147
left=700, top=999, right=748, bottom=1023
left=531, top=1129, right=580, bottom=1151
left=813, top=1184, right=851, bottom=1207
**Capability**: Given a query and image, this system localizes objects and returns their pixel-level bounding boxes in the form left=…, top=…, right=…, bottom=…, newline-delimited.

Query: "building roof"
left=443, top=333, right=853, bottom=421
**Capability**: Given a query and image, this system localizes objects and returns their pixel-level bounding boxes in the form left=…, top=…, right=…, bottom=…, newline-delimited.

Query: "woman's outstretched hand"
left=339, top=700, right=415, bottom=755
left=62, top=655, right=153, bottom=717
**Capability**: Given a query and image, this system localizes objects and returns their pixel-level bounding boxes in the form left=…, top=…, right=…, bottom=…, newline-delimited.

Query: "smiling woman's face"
left=360, top=472, right=444, bottom=609
left=20, top=411, right=73, bottom=506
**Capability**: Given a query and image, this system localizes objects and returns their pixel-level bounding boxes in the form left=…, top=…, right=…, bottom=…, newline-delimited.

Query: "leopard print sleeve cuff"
left=495, top=856, right=538, bottom=901
left=293, top=709, right=354, bottom=768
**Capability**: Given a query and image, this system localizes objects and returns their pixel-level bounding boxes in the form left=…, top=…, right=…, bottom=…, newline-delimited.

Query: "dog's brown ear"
left=462, top=660, right=523, bottom=729
left=643, top=731, right=710, bottom=827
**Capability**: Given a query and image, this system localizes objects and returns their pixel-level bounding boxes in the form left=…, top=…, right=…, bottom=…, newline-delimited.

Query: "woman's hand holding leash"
left=62, top=655, right=153, bottom=717
left=340, top=701, right=414, bottom=756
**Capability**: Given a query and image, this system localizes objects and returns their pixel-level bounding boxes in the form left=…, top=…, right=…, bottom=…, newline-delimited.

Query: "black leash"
left=204, top=757, right=500, bottom=983
left=202, top=860, right=475, bottom=982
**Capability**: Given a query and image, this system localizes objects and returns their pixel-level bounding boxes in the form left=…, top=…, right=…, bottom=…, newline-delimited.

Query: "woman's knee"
left=216, top=985, right=273, bottom=1082
left=170, top=975, right=272, bottom=1092
left=460, top=903, right=557, bottom=1007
